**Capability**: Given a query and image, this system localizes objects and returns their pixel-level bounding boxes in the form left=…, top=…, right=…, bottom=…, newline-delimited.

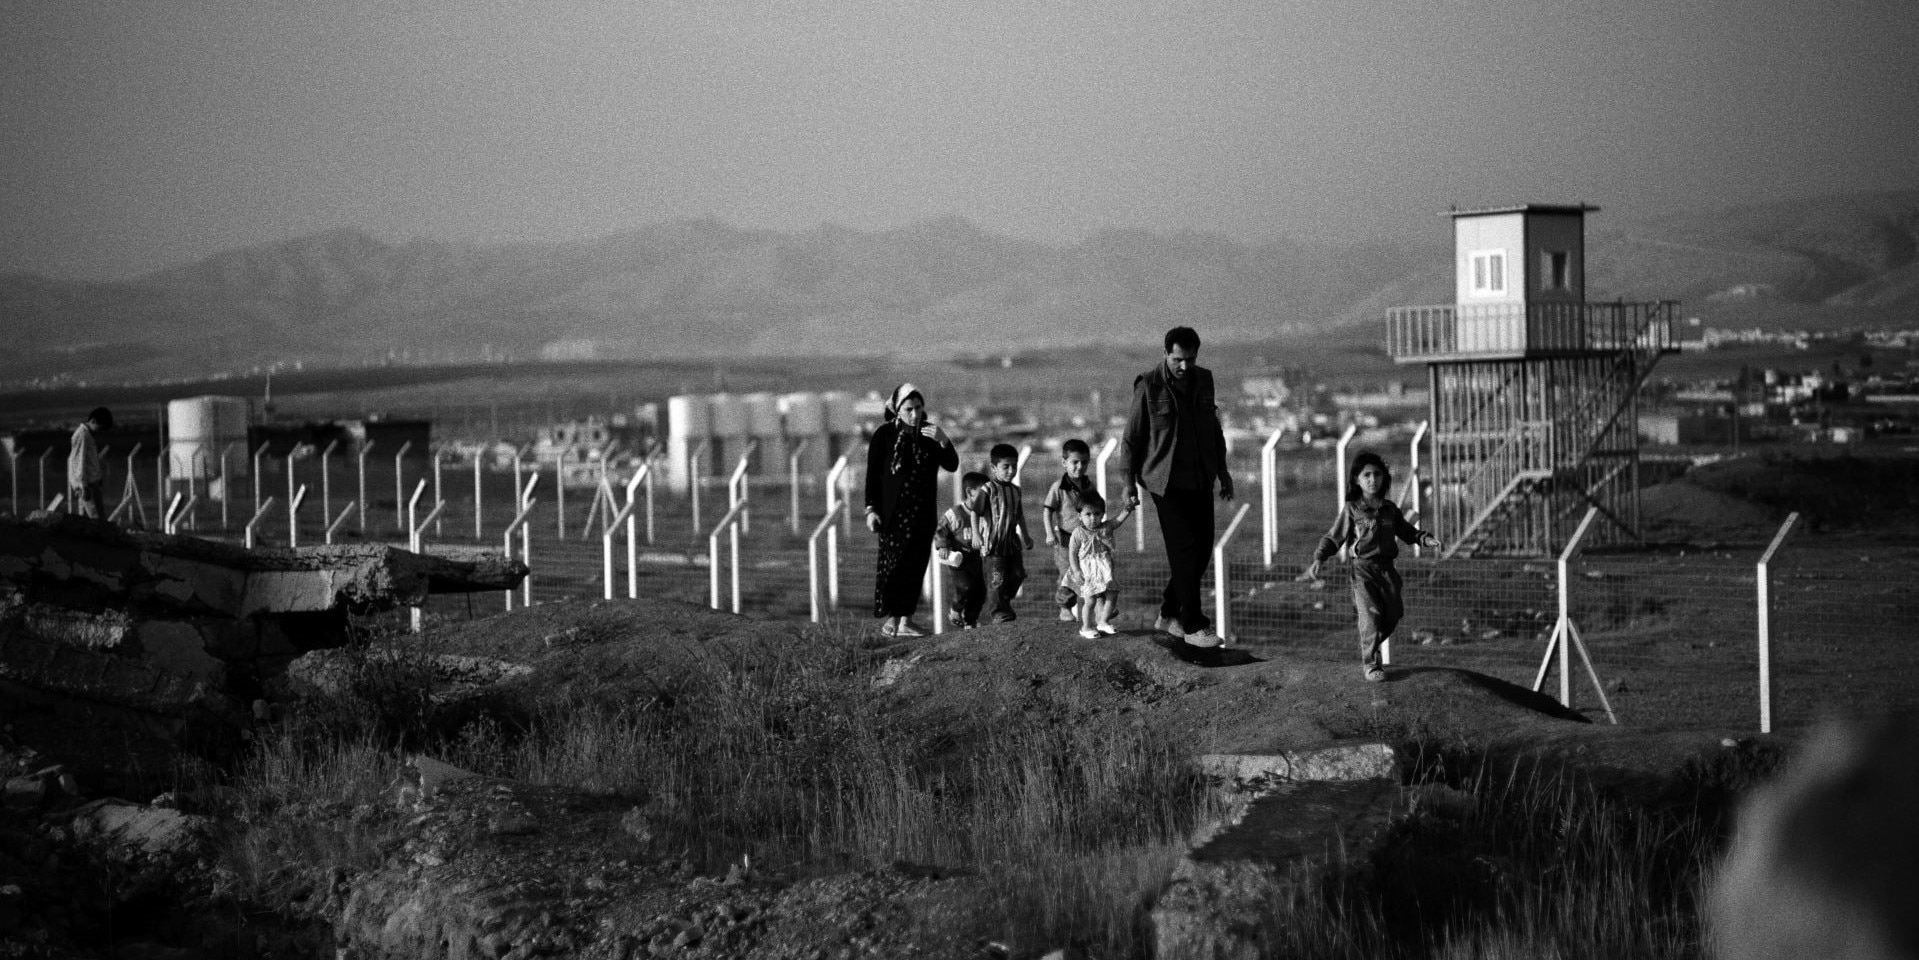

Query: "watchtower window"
left=1543, top=250, right=1571, bottom=291
left=1470, top=250, right=1506, bottom=295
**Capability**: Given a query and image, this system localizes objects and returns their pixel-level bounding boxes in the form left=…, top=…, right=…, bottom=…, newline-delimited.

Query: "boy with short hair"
left=1042, top=438, right=1097, bottom=622
left=935, top=471, right=990, bottom=629
left=968, top=444, right=1034, bottom=624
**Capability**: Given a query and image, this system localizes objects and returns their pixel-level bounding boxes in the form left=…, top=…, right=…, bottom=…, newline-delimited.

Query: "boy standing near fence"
left=1042, top=438, right=1097, bottom=623
left=969, top=443, right=1034, bottom=624
left=936, top=471, right=989, bottom=629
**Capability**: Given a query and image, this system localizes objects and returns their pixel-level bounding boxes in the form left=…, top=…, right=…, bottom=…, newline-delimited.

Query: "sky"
left=4, top=0, right=1917, bottom=281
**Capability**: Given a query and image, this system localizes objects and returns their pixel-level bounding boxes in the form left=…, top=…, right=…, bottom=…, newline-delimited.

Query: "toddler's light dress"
left=1071, top=524, right=1116, bottom=598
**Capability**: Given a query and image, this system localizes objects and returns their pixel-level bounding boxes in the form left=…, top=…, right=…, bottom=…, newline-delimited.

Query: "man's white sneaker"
left=1183, top=629, right=1222, bottom=649
left=1095, top=623, right=1118, bottom=636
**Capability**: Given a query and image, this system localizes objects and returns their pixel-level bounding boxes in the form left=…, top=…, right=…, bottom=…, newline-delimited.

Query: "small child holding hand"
left=936, top=471, right=989, bottom=629
left=1069, top=490, right=1133, bottom=638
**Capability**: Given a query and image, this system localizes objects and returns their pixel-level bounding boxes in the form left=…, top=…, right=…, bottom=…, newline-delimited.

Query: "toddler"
left=1042, top=438, right=1097, bottom=623
left=1069, top=490, right=1133, bottom=638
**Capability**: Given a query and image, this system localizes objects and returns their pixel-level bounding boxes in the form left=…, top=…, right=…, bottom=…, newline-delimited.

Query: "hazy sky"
left=5, top=0, right=1916, bottom=281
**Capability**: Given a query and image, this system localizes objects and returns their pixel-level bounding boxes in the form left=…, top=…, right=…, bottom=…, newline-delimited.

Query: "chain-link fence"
left=9, top=437, right=1914, bottom=735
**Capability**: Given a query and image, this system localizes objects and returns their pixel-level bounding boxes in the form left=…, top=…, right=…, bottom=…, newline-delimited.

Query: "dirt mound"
left=416, top=599, right=1590, bottom=756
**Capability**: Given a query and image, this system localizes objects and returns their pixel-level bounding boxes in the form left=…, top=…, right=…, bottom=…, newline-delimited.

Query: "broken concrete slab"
left=0, top=511, right=526, bottom=726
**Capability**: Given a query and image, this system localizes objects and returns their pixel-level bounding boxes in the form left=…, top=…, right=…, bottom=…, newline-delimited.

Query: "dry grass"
left=207, top=624, right=1777, bottom=959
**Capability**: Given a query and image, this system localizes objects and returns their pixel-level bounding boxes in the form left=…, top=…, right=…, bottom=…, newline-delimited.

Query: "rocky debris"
left=0, top=510, right=526, bottom=726
left=1153, top=743, right=1405, bottom=960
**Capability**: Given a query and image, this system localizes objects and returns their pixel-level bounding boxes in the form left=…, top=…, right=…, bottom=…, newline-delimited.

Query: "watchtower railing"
left=1386, top=300, right=1681, bottom=362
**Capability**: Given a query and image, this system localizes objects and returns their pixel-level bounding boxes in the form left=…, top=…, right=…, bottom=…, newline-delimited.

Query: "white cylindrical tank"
left=780, top=392, right=825, bottom=436
left=741, top=392, right=782, bottom=476
left=167, top=395, right=251, bottom=480
left=780, top=392, right=828, bottom=474
left=820, top=390, right=859, bottom=467
left=665, top=394, right=712, bottom=493
left=666, top=394, right=711, bottom=443
left=708, top=393, right=749, bottom=438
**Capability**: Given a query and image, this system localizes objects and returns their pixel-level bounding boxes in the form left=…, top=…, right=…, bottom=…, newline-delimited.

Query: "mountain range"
left=3, top=188, right=1915, bottom=382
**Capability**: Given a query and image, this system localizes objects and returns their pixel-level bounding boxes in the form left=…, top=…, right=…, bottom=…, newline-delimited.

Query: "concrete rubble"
left=0, top=512, right=526, bottom=722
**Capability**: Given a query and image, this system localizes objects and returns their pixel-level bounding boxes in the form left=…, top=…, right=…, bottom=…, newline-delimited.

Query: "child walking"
left=1042, top=438, right=1098, bottom=623
left=1069, top=490, right=1133, bottom=638
left=936, top=471, right=989, bottom=629
left=969, top=443, right=1034, bottom=623
left=1304, top=452, right=1441, bottom=682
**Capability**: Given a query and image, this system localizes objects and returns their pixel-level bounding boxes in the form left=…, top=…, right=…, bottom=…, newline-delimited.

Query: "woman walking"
left=865, top=383, right=959, bottom=637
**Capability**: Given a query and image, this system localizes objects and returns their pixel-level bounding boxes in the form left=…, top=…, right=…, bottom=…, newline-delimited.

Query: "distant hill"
left=3, top=189, right=1915, bottom=381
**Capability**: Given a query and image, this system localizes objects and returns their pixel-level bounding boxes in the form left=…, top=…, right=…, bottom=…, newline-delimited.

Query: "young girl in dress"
left=1069, top=490, right=1134, bottom=639
left=1303, top=451, right=1442, bottom=681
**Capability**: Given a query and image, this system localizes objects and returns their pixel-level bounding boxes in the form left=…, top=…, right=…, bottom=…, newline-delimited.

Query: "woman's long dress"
left=866, top=422, right=958, bottom=618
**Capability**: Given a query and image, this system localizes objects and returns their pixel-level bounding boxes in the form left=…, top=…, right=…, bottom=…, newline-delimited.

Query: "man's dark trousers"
left=1152, top=486, right=1214, bottom=633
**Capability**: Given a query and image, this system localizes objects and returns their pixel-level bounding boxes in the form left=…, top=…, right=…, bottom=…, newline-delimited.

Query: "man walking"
left=67, top=406, right=113, bottom=519
left=1122, top=327, right=1233, bottom=647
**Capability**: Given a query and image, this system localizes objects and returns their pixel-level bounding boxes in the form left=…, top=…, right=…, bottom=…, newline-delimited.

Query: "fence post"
left=504, top=472, right=539, bottom=609
left=1407, top=421, right=1428, bottom=555
left=252, top=442, right=268, bottom=525
left=1210, top=503, right=1252, bottom=645
left=473, top=447, right=485, bottom=541
left=1756, top=512, right=1801, bottom=734
left=38, top=450, right=53, bottom=510
left=320, top=439, right=338, bottom=533
left=245, top=497, right=277, bottom=550
left=357, top=440, right=374, bottom=539
left=1333, top=424, right=1357, bottom=514
left=325, top=500, right=357, bottom=545
left=218, top=442, right=236, bottom=530
left=1093, top=437, right=1118, bottom=502
left=688, top=438, right=709, bottom=536
left=788, top=439, right=810, bottom=535
left=1260, top=427, right=1284, bottom=567
left=824, top=455, right=848, bottom=609
left=929, top=545, right=946, bottom=634
left=624, top=463, right=651, bottom=598
left=709, top=502, right=748, bottom=613
left=7, top=449, right=20, bottom=515
left=808, top=501, right=848, bottom=622
left=432, top=443, right=446, bottom=538
left=393, top=440, right=413, bottom=538
left=407, top=479, right=446, bottom=632
left=1531, top=506, right=1617, bottom=723
left=285, top=450, right=298, bottom=545
left=1014, top=444, right=1032, bottom=486
left=728, top=442, right=757, bottom=536
left=287, top=484, right=307, bottom=548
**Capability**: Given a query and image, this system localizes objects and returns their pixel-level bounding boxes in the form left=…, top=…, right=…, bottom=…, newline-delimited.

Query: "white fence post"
left=808, top=499, right=849, bottom=622
left=320, top=439, right=338, bottom=533
left=1211, top=503, right=1252, bottom=644
left=325, top=500, right=358, bottom=545
left=1531, top=506, right=1618, bottom=723
left=1333, top=424, right=1357, bottom=513
left=356, top=440, right=374, bottom=539
left=286, top=484, right=307, bottom=548
left=1756, top=512, right=1801, bottom=734
left=393, top=440, right=413, bottom=537
left=1407, top=421, right=1428, bottom=555
left=709, top=502, right=748, bottom=613
left=824, top=455, right=849, bottom=609
left=1260, top=427, right=1284, bottom=567
left=788, top=439, right=810, bottom=535
left=408, top=479, right=446, bottom=632
left=504, top=472, right=539, bottom=610
left=728, top=442, right=757, bottom=536
left=245, top=496, right=277, bottom=550
left=473, top=447, right=486, bottom=541
left=1093, top=437, right=1118, bottom=502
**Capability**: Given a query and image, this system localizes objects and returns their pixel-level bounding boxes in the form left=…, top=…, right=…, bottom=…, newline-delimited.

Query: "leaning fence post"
left=320, top=439, right=339, bottom=532
left=252, top=442, right=268, bottom=524
left=392, top=440, right=413, bottom=537
left=245, top=496, right=277, bottom=550
left=1260, top=427, right=1285, bottom=567
left=1408, top=420, right=1429, bottom=556
left=1333, top=424, right=1357, bottom=514
left=1211, top=503, right=1252, bottom=644
left=1756, top=512, right=1801, bottom=734
left=286, top=484, right=307, bottom=548
left=325, top=500, right=358, bottom=545
left=824, top=455, right=848, bottom=608
left=407, top=479, right=446, bottom=632
left=788, top=439, right=810, bottom=535
left=356, top=440, right=375, bottom=539
left=285, top=450, right=298, bottom=545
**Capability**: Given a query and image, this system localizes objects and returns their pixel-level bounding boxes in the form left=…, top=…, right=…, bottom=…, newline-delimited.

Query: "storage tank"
left=167, top=396, right=251, bottom=480
left=665, top=394, right=712, bottom=493
left=820, top=391, right=859, bottom=467
left=741, top=392, right=782, bottom=475
left=706, top=393, right=749, bottom=478
left=780, top=392, right=828, bottom=474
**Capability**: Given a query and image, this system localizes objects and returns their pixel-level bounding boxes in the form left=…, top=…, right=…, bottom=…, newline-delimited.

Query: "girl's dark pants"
left=1350, top=558, right=1405, bottom=669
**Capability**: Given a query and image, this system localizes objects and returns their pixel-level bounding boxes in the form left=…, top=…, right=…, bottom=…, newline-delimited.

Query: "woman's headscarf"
left=884, top=382, right=923, bottom=474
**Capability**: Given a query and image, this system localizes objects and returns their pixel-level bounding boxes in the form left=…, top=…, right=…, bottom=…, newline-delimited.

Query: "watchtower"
left=1386, top=204, right=1680, bottom=557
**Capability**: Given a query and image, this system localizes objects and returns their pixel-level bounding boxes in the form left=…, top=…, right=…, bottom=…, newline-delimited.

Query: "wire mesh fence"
left=9, top=439, right=1915, bottom=735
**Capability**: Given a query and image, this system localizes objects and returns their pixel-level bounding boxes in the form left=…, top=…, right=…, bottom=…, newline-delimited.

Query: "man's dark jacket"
left=1121, top=362, right=1231, bottom=498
